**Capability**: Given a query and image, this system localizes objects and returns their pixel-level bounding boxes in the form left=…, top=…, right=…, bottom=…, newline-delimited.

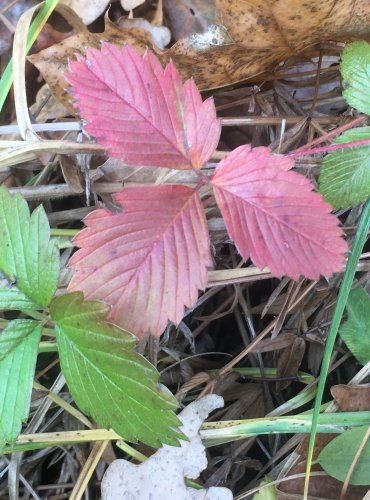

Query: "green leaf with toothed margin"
left=341, top=41, right=370, bottom=115
left=319, top=127, right=370, bottom=209
left=51, top=292, right=183, bottom=447
left=0, top=320, right=42, bottom=445
left=339, top=286, right=370, bottom=365
left=0, top=187, right=58, bottom=307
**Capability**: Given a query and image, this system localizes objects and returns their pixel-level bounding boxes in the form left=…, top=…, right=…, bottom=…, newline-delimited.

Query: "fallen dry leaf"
left=331, top=384, right=370, bottom=412
left=29, top=0, right=370, bottom=112
left=0, top=0, right=38, bottom=56
left=276, top=336, right=305, bottom=390
left=117, top=17, right=171, bottom=49
left=277, top=383, right=370, bottom=499
left=101, top=395, right=232, bottom=499
left=28, top=16, right=155, bottom=113
left=59, top=0, right=110, bottom=25
left=120, top=0, right=145, bottom=11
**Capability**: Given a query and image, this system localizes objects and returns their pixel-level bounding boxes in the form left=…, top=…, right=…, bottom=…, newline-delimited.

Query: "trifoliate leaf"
left=50, top=292, right=182, bottom=447
left=0, top=188, right=59, bottom=307
left=341, top=41, right=370, bottom=115
left=319, top=127, right=370, bottom=209
left=318, top=426, right=370, bottom=485
left=0, top=320, right=42, bottom=445
left=339, top=286, right=370, bottom=365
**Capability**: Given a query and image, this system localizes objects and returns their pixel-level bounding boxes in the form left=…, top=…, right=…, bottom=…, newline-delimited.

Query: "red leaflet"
left=68, top=185, right=211, bottom=339
left=66, top=44, right=221, bottom=169
left=211, top=146, right=347, bottom=279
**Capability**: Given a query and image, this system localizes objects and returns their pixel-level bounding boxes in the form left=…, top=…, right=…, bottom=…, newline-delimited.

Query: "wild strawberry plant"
left=66, top=43, right=347, bottom=340
left=4, top=40, right=370, bottom=462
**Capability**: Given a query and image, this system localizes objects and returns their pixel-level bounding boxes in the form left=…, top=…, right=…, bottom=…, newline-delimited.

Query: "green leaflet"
left=339, top=286, right=370, bottom=365
left=0, top=320, right=42, bottom=445
left=341, top=41, right=370, bottom=115
left=318, top=426, right=370, bottom=485
left=252, top=477, right=276, bottom=500
left=50, top=292, right=183, bottom=447
left=319, top=127, right=370, bottom=209
left=0, top=287, right=38, bottom=310
left=0, top=187, right=59, bottom=307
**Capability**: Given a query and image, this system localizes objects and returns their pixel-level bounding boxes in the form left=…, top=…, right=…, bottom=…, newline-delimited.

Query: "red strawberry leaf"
left=66, top=43, right=221, bottom=170
left=211, top=146, right=347, bottom=280
left=68, top=185, right=211, bottom=338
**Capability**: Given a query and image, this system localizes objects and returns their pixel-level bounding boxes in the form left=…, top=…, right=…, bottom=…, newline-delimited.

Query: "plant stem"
left=3, top=412, right=370, bottom=454
left=289, top=136, right=370, bottom=158
left=304, top=199, right=370, bottom=499
left=50, top=228, right=79, bottom=237
left=290, top=115, right=367, bottom=154
left=0, top=0, right=60, bottom=112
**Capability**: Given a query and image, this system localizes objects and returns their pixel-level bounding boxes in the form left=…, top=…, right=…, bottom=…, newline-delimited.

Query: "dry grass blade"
left=70, top=440, right=110, bottom=500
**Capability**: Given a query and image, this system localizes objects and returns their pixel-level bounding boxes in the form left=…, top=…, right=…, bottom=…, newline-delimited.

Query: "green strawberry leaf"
left=341, top=41, right=370, bottom=115
left=318, top=426, right=370, bottom=485
left=50, top=292, right=182, bottom=447
left=339, top=286, right=370, bottom=365
left=0, top=320, right=42, bottom=445
left=0, top=187, right=59, bottom=307
left=319, top=127, right=370, bottom=209
left=0, top=287, right=38, bottom=310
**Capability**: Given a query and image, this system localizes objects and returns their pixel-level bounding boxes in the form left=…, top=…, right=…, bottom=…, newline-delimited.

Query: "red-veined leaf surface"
left=66, top=43, right=221, bottom=170
left=211, top=145, right=347, bottom=280
left=68, top=185, right=211, bottom=339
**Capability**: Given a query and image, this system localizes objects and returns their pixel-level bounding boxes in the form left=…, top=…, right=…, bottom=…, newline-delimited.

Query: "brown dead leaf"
left=331, top=384, right=370, bottom=412
left=29, top=0, right=370, bottom=113
left=277, top=385, right=370, bottom=498
left=276, top=336, right=305, bottom=390
left=0, top=0, right=38, bottom=56
left=60, top=0, right=110, bottom=25
left=28, top=16, right=158, bottom=114
left=277, top=461, right=367, bottom=500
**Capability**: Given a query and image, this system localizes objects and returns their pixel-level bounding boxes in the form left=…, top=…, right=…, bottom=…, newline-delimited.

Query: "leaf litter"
left=1, top=1, right=370, bottom=499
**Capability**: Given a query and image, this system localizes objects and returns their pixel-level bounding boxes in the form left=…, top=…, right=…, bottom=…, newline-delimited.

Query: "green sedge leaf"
left=339, top=286, right=370, bottom=365
left=318, top=426, right=370, bottom=485
left=319, top=127, right=370, bottom=209
left=0, top=320, right=42, bottom=445
left=50, top=292, right=182, bottom=447
left=341, top=41, right=370, bottom=115
left=0, top=187, right=59, bottom=307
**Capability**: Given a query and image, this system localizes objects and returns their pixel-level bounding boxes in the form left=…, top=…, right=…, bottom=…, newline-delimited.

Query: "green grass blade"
left=0, top=0, right=60, bottom=112
left=304, top=198, right=370, bottom=498
left=2, top=411, right=370, bottom=454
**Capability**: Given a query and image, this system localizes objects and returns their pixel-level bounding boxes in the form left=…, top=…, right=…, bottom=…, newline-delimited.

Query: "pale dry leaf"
left=101, top=395, right=232, bottom=500
left=117, top=17, right=171, bottom=49
left=120, top=0, right=145, bottom=11
left=28, top=0, right=370, bottom=112
left=59, top=0, right=110, bottom=25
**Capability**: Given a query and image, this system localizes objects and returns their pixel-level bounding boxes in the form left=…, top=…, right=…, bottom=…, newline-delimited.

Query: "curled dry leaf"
left=117, top=17, right=171, bottom=49
left=60, top=0, right=110, bottom=25
left=211, top=145, right=347, bottom=280
left=68, top=185, right=212, bottom=339
left=28, top=16, right=155, bottom=114
left=120, top=0, right=145, bottom=11
left=66, top=44, right=221, bottom=170
left=29, top=0, right=370, bottom=111
left=101, top=395, right=233, bottom=500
